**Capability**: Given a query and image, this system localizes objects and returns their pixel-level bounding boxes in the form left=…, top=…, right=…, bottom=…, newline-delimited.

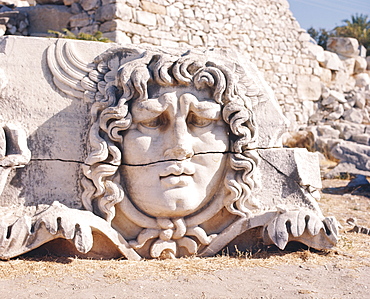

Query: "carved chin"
left=132, top=190, right=208, bottom=218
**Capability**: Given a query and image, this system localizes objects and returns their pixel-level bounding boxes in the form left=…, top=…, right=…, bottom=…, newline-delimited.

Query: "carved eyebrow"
left=131, top=99, right=167, bottom=122
left=189, top=100, right=221, bottom=120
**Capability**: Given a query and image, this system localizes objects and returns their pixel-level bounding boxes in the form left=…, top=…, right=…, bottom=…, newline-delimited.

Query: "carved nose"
left=164, top=145, right=194, bottom=160
left=164, top=119, right=194, bottom=160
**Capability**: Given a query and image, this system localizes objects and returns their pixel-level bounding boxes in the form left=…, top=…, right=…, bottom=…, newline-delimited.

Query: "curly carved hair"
left=81, top=50, right=263, bottom=223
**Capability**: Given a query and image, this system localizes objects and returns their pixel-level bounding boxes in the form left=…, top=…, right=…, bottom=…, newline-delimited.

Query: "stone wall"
left=3, top=0, right=369, bottom=130
left=0, top=0, right=323, bottom=128
left=65, top=0, right=320, bottom=128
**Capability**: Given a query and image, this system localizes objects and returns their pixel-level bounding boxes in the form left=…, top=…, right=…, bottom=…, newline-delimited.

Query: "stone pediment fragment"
left=0, top=37, right=338, bottom=260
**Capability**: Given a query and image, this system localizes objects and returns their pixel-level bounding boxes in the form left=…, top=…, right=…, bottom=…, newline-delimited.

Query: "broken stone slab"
left=324, top=162, right=370, bottom=179
left=315, top=125, right=341, bottom=139
left=343, top=107, right=364, bottom=124
left=332, top=121, right=366, bottom=140
left=327, top=37, right=359, bottom=58
left=331, top=140, right=370, bottom=172
left=0, top=36, right=337, bottom=259
left=351, top=134, right=370, bottom=146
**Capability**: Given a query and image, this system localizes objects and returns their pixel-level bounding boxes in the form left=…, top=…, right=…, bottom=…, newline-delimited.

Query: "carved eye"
left=187, top=112, right=213, bottom=128
left=140, top=114, right=167, bottom=129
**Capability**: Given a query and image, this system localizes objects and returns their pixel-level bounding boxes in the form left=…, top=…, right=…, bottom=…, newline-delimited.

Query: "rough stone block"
left=354, top=56, right=367, bottom=74
left=320, top=51, right=342, bottom=71
left=355, top=73, right=370, bottom=88
left=327, top=37, right=359, bottom=58
left=80, top=0, right=101, bottom=11
left=141, top=0, right=166, bottom=15
left=17, top=5, right=72, bottom=35
left=136, top=10, right=156, bottom=26
left=343, top=108, right=364, bottom=124
left=296, top=74, right=321, bottom=101
left=96, top=3, right=132, bottom=22
left=69, top=12, right=90, bottom=28
left=331, top=140, right=370, bottom=172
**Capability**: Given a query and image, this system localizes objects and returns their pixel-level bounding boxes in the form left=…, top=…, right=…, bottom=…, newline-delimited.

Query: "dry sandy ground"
left=0, top=178, right=370, bottom=299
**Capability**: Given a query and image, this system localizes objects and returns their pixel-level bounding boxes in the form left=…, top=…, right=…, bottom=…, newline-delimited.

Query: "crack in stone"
left=31, top=158, right=84, bottom=164
left=31, top=148, right=285, bottom=168
left=258, top=153, right=302, bottom=187
left=121, top=151, right=233, bottom=167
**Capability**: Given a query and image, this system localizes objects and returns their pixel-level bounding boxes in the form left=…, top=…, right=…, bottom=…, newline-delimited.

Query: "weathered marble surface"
left=0, top=36, right=338, bottom=260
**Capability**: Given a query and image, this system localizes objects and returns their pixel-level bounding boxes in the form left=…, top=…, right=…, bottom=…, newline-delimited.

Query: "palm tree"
left=334, top=13, right=370, bottom=52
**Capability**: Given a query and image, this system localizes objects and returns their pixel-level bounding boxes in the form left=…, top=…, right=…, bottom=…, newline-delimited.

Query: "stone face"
left=0, top=37, right=337, bottom=260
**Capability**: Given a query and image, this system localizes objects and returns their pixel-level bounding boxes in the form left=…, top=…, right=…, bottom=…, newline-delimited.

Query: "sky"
left=288, top=0, right=370, bottom=30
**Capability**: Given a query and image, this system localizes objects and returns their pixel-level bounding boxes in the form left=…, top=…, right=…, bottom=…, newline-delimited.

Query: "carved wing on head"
left=47, top=39, right=118, bottom=103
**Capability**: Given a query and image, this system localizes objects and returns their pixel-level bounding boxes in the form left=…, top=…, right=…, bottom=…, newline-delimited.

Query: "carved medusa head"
left=81, top=50, right=264, bottom=227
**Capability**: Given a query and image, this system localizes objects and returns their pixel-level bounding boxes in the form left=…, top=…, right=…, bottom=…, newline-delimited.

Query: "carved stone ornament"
left=0, top=39, right=339, bottom=260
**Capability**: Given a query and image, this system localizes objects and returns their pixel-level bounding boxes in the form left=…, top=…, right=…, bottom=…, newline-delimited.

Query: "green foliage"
left=308, top=13, right=370, bottom=55
left=48, top=29, right=112, bottom=43
left=334, top=13, right=370, bottom=53
left=307, top=27, right=333, bottom=49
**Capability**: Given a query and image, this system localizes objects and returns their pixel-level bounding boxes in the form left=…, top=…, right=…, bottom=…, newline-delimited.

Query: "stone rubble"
left=284, top=37, right=370, bottom=178
left=0, top=8, right=28, bottom=36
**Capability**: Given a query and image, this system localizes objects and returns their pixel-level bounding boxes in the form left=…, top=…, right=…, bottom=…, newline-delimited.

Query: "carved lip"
left=159, top=162, right=195, bottom=178
left=159, top=163, right=195, bottom=187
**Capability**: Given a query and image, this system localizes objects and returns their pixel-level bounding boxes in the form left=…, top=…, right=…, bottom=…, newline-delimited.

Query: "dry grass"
left=0, top=178, right=369, bottom=282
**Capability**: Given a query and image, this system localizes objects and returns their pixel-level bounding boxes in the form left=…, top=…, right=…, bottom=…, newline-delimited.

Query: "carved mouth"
left=160, top=163, right=195, bottom=187
left=160, top=174, right=192, bottom=187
